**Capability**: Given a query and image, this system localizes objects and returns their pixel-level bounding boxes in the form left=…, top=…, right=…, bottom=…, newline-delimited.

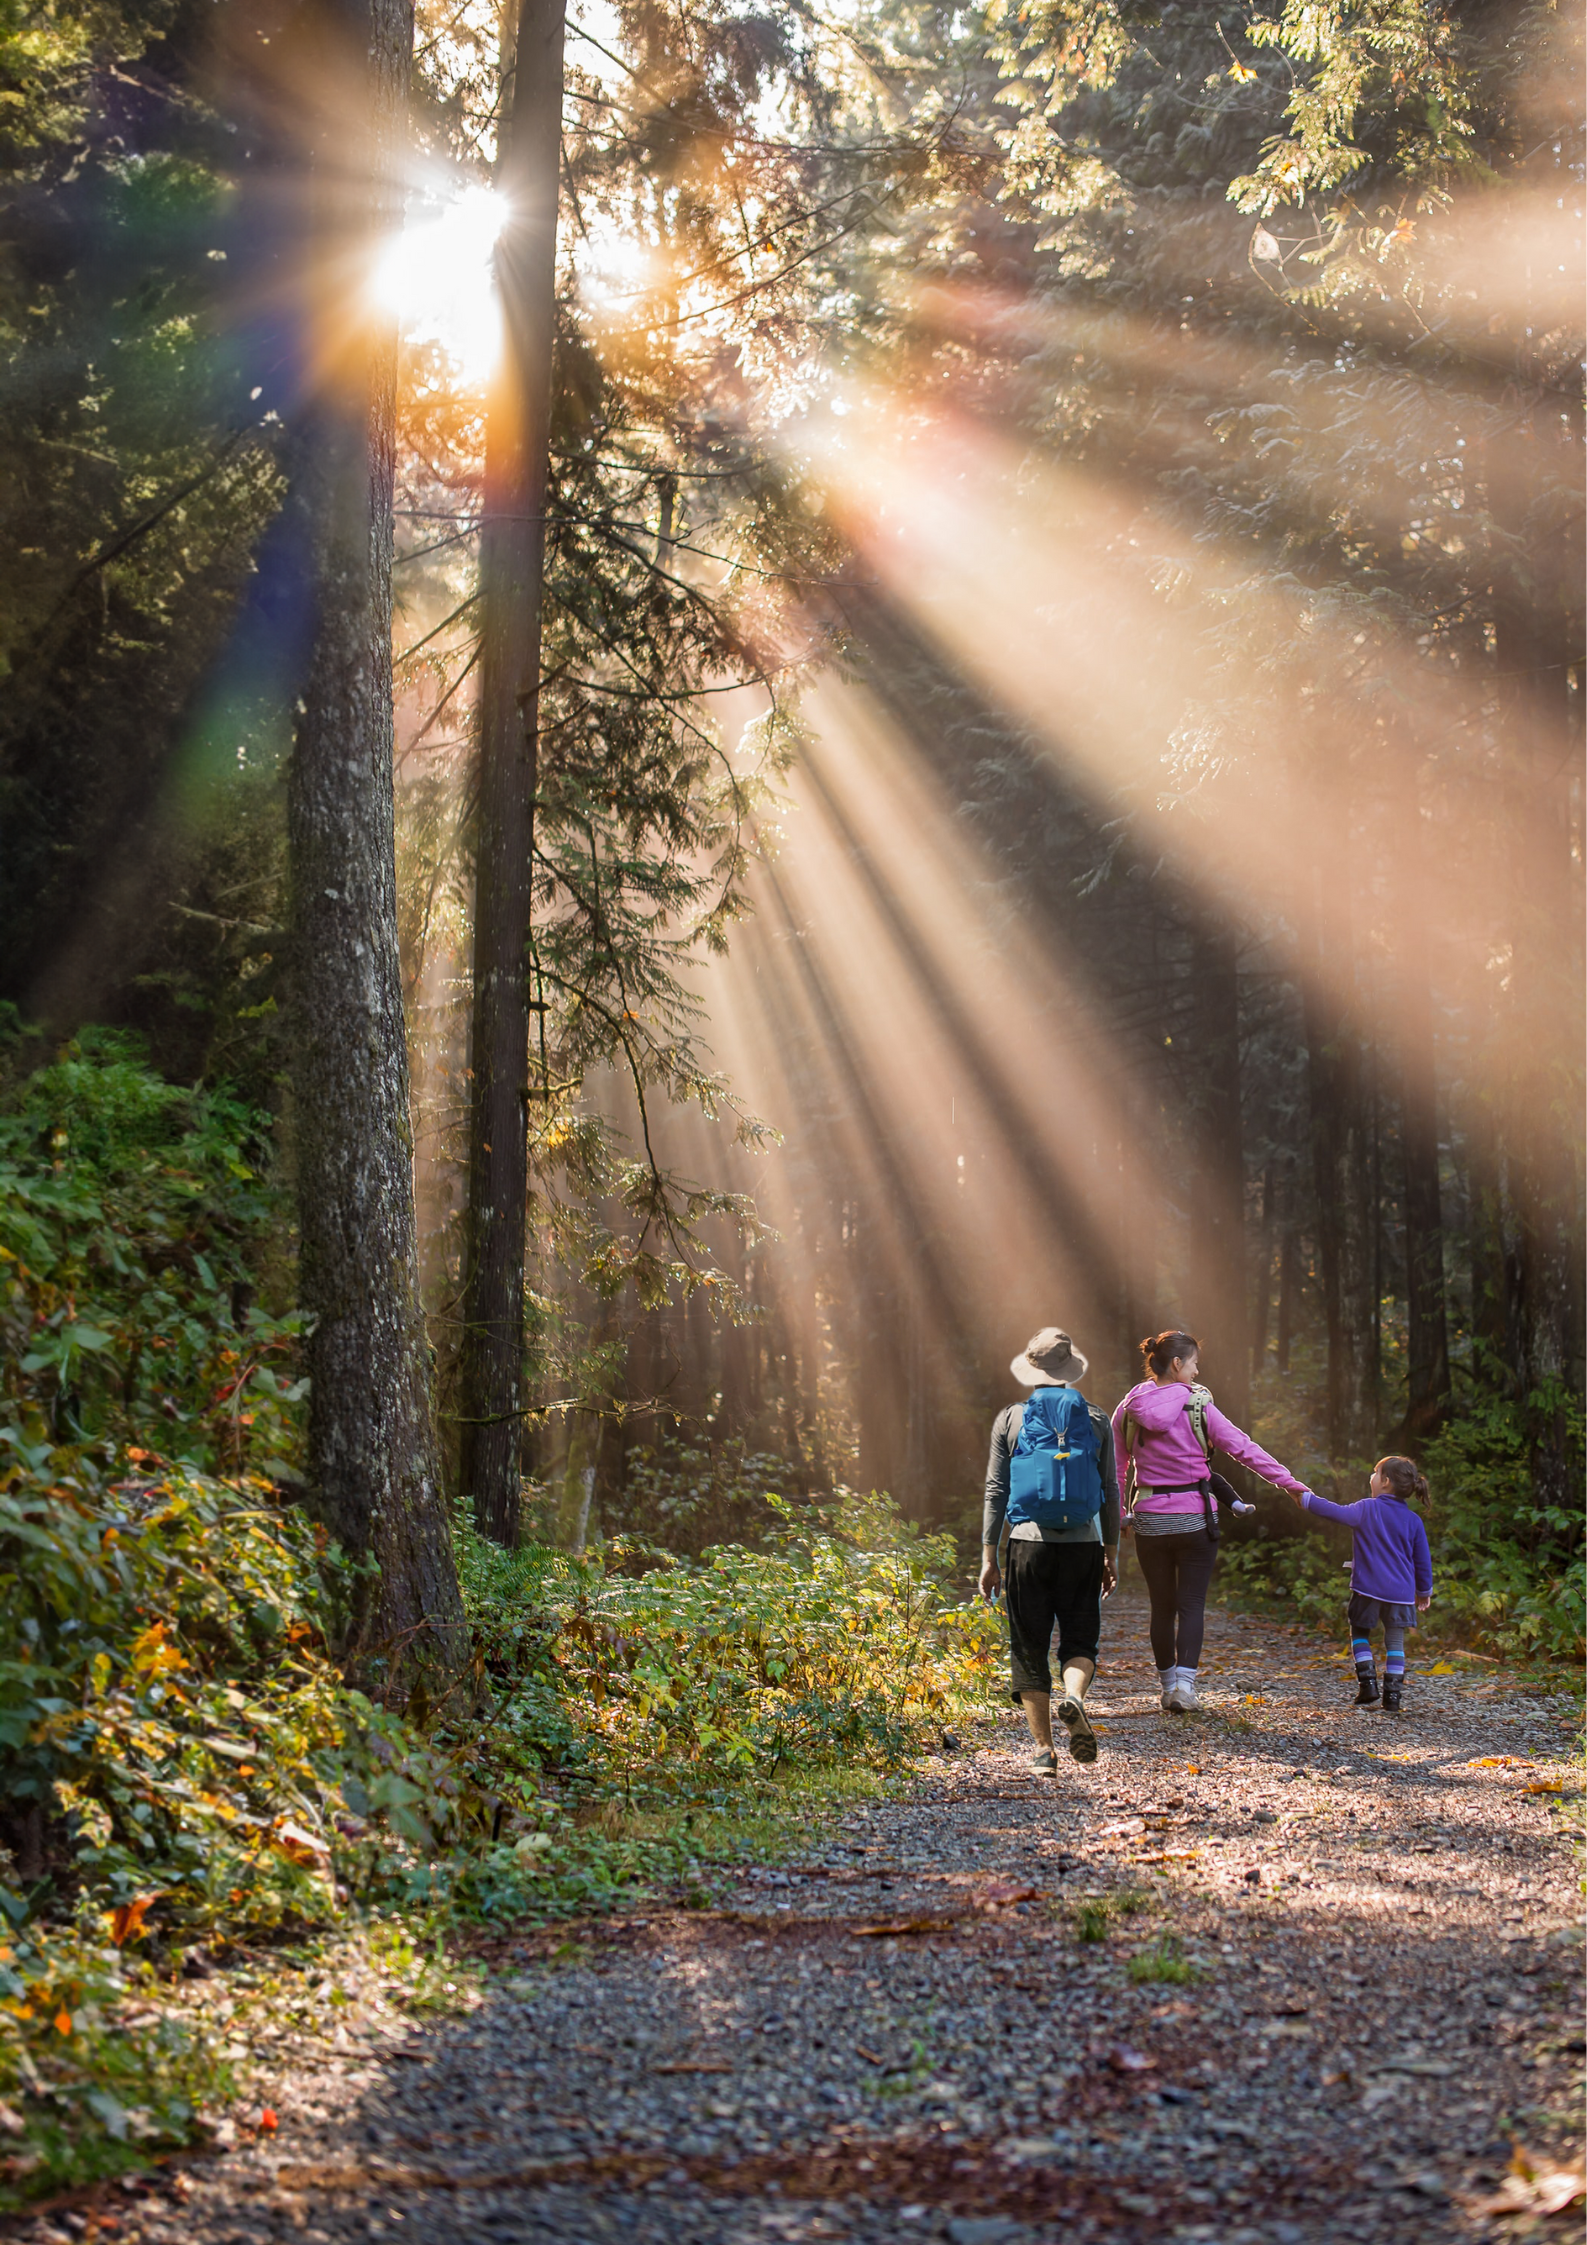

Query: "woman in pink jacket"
left=1112, top=1329, right=1313, bottom=1712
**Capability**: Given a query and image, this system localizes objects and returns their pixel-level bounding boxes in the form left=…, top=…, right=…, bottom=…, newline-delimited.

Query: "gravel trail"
left=15, top=1592, right=1582, bottom=2245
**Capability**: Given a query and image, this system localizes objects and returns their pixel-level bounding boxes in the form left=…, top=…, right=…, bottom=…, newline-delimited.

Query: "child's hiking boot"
left=1354, top=1673, right=1381, bottom=1707
left=1381, top=1677, right=1404, bottom=1713
left=1056, top=1695, right=1098, bottom=1765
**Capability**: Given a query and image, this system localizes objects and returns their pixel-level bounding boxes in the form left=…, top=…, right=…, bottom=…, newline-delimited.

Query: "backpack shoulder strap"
left=1186, top=1386, right=1214, bottom=1464
left=1122, top=1408, right=1141, bottom=1515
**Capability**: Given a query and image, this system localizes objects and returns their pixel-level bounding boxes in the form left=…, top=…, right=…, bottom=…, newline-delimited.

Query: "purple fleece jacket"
left=1301, top=1491, right=1433, bottom=1604
left=1111, top=1381, right=1311, bottom=1517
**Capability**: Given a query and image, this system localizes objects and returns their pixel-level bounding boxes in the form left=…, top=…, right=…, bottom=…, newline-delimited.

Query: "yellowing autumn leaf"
left=129, top=1622, right=185, bottom=1678
left=270, top=1819, right=331, bottom=1871
left=108, top=1896, right=157, bottom=1946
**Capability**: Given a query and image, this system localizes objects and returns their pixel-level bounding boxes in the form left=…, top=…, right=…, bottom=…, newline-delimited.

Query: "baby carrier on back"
left=1124, top=1384, right=1243, bottom=1545
left=1007, top=1387, right=1104, bottom=1533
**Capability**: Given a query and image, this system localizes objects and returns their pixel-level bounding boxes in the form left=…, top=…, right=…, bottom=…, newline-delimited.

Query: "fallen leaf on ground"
left=851, top=1919, right=945, bottom=1937
left=651, top=2061, right=732, bottom=2074
left=1105, top=2046, right=1156, bottom=2073
left=971, top=1881, right=1038, bottom=1908
left=1475, top=2149, right=1585, bottom=2217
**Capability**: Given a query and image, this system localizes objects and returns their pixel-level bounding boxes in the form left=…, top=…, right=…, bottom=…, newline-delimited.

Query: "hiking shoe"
left=1382, top=1678, right=1404, bottom=1713
left=1168, top=1682, right=1202, bottom=1713
left=1056, top=1695, right=1098, bottom=1765
left=1030, top=1746, right=1059, bottom=1776
left=1354, top=1675, right=1381, bottom=1707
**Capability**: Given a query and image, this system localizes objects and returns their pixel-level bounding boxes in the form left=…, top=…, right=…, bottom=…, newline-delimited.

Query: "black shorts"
left=1003, top=1540, right=1105, bottom=1699
left=1348, top=1592, right=1418, bottom=1633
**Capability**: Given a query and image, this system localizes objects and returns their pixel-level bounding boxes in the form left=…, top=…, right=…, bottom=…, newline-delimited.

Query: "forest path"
left=25, top=1592, right=1583, bottom=2245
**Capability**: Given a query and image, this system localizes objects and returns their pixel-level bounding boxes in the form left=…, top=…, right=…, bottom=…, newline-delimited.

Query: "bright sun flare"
left=374, top=184, right=510, bottom=380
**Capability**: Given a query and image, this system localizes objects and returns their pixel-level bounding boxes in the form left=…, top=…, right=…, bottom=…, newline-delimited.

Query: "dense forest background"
left=2, top=0, right=1582, bottom=1624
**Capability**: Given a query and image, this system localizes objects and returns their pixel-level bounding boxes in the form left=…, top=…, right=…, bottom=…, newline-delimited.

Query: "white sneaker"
left=1157, top=1669, right=1176, bottom=1712
left=1169, top=1681, right=1203, bottom=1713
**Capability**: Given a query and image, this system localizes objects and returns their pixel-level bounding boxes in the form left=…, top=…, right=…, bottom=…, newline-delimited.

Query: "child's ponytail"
left=1376, top=1455, right=1429, bottom=1504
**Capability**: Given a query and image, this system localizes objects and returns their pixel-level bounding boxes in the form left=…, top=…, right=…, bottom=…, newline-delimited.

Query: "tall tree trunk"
left=1303, top=900, right=1376, bottom=1460
left=1274, top=1189, right=1299, bottom=1377
left=1250, top=1155, right=1275, bottom=1378
left=1464, top=1094, right=1507, bottom=1368
left=1186, top=917, right=1249, bottom=1427
left=286, top=0, right=465, bottom=1686
left=1489, top=400, right=1585, bottom=1506
left=458, top=0, right=567, bottom=1544
left=1397, top=890, right=1451, bottom=1446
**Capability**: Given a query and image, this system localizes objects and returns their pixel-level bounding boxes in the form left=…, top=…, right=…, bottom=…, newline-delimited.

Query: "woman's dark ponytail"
left=1376, top=1455, right=1429, bottom=1504
left=1140, top=1329, right=1199, bottom=1377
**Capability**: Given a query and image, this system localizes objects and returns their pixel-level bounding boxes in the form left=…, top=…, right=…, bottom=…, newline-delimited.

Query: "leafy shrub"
left=459, top=1490, right=1000, bottom=1801
left=0, top=1031, right=304, bottom=1484
left=0, top=1451, right=474, bottom=2206
left=612, top=1437, right=811, bottom=1557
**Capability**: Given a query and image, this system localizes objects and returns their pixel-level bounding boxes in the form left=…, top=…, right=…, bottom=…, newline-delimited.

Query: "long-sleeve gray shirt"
left=982, top=1388, right=1121, bottom=1550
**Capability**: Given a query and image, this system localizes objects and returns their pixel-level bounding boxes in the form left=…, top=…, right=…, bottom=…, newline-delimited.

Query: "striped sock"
left=1352, top=1636, right=1375, bottom=1677
left=1385, top=1647, right=1406, bottom=1678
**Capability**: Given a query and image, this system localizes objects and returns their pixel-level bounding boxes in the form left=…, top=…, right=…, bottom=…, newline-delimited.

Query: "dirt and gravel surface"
left=11, top=1592, right=1583, bottom=2245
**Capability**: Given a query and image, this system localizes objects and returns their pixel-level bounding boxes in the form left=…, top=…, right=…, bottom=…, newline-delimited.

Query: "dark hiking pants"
left=1134, top=1530, right=1218, bottom=1669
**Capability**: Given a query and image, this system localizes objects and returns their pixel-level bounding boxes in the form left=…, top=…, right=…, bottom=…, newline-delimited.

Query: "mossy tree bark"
left=458, top=0, right=567, bottom=1547
left=285, top=0, right=467, bottom=1690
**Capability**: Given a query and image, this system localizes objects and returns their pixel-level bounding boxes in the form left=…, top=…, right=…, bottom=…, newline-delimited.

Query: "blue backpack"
left=1007, top=1387, right=1104, bottom=1532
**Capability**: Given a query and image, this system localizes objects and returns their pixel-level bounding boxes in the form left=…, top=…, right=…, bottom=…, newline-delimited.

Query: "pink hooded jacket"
left=1110, top=1381, right=1310, bottom=1517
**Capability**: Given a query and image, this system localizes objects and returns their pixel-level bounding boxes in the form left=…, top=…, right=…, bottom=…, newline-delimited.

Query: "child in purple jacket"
left=1294, top=1457, right=1433, bottom=1711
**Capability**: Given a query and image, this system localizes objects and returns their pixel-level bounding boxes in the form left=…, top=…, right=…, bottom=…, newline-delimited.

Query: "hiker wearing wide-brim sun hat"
left=1009, top=1326, right=1090, bottom=1388
left=980, top=1327, right=1119, bottom=1782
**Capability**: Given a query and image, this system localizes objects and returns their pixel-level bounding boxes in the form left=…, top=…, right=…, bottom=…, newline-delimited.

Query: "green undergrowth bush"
left=610, top=1438, right=811, bottom=1557
left=0, top=1456, right=485, bottom=2206
left=441, top=1491, right=1001, bottom=1914
left=0, top=1026, right=305, bottom=1486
